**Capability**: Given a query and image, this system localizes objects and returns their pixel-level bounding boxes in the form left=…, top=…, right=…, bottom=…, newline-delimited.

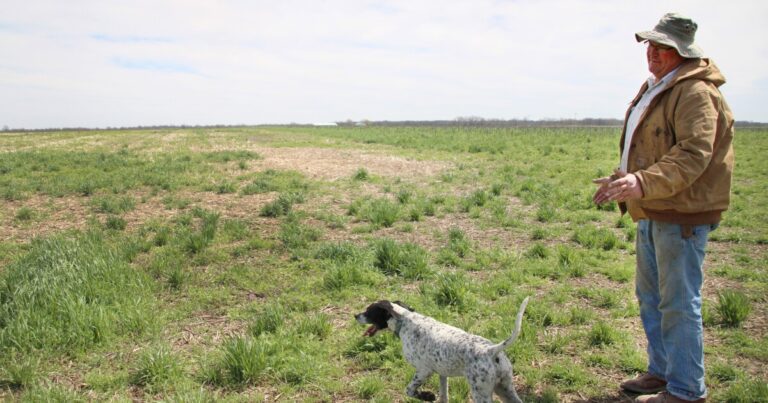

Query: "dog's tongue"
left=363, top=325, right=378, bottom=337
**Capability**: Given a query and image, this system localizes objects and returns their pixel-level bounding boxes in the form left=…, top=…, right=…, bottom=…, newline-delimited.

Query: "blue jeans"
left=635, top=219, right=715, bottom=401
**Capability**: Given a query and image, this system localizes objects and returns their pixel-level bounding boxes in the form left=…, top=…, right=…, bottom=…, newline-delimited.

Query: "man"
left=592, top=13, right=734, bottom=403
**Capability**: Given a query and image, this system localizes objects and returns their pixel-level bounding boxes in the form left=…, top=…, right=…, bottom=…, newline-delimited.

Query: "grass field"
left=0, top=126, right=766, bottom=402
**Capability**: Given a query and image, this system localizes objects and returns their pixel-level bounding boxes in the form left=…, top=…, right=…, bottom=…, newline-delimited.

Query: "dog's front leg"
left=438, top=376, right=448, bottom=403
left=406, top=369, right=436, bottom=401
left=469, top=383, right=495, bottom=403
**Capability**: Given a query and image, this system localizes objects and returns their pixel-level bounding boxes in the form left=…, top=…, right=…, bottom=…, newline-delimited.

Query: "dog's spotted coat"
left=355, top=297, right=529, bottom=403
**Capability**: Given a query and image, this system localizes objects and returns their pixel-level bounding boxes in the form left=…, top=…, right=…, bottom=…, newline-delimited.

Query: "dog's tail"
left=488, top=297, right=529, bottom=355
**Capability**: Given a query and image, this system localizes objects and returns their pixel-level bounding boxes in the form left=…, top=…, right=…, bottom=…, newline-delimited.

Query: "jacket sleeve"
left=635, top=81, right=719, bottom=200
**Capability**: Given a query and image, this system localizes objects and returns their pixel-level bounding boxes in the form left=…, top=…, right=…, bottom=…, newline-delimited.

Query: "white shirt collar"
left=647, top=65, right=682, bottom=89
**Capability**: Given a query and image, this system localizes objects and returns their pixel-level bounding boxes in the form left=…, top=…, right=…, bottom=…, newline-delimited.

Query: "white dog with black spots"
left=355, top=297, right=530, bottom=403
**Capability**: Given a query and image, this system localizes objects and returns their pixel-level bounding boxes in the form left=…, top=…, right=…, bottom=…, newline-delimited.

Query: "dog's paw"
left=417, top=391, right=436, bottom=401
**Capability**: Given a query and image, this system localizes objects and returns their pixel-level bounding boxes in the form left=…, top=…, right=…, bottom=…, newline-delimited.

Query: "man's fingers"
left=593, top=172, right=639, bottom=205
left=608, top=179, right=631, bottom=190
left=592, top=177, right=610, bottom=184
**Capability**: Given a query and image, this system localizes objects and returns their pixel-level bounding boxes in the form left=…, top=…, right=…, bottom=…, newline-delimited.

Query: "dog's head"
left=354, top=300, right=414, bottom=337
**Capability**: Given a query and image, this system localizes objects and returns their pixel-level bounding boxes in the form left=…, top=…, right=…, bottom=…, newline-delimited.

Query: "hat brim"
left=635, top=30, right=704, bottom=58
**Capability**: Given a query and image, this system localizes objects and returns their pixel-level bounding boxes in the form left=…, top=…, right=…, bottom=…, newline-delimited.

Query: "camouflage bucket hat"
left=635, top=13, right=704, bottom=58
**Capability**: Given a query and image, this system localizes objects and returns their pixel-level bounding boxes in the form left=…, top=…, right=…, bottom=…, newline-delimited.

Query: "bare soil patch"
left=229, top=146, right=452, bottom=182
left=1, top=191, right=278, bottom=243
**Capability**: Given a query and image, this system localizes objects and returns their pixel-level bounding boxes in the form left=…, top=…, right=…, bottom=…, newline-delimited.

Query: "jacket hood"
left=671, top=58, right=726, bottom=88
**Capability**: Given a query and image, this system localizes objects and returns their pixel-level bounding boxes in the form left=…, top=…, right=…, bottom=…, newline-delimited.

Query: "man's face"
left=646, top=41, right=685, bottom=80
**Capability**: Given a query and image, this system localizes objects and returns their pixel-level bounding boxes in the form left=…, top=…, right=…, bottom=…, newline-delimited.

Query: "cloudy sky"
left=2, top=0, right=766, bottom=129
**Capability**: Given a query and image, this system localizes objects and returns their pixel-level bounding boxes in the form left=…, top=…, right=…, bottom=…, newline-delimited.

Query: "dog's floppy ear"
left=374, top=300, right=402, bottom=318
left=393, top=300, right=415, bottom=312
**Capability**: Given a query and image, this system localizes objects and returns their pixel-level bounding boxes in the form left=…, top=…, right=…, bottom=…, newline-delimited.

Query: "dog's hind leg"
left=438, top=376, right=448, bottom=403
left=494, top=376, right=523, bottom=403
left=469, top=376, right=496, bottom=403
left=406, top=369, right=436, bottom=401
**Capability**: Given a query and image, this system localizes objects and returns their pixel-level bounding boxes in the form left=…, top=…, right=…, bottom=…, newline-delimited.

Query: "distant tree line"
left=337, top=117, right=768, bottom=128
left=734, top=121, right=768, bottom=128
left=336, top=117, right=626, bottom=128
left=2, top=119, right=767, bottom=133
left=0, top=124, right=255, bottom=133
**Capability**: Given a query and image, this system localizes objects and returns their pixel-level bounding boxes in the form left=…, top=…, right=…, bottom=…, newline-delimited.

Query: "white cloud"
left=1, top=0, right=766, bottom=128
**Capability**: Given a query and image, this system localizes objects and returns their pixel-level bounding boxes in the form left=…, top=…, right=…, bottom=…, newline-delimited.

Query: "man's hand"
left=592, top=169, right=644, bottom=205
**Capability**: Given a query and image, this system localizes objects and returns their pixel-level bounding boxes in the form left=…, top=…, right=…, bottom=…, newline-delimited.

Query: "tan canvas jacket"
left=619, top=58, right=734, bottom=224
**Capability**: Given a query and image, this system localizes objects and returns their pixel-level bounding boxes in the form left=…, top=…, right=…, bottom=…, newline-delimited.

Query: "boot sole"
left=621, top=384, right=667, bottom=394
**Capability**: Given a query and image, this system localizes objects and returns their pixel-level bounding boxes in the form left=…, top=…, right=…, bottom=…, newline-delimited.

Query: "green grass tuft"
left=396, top=189, right=413, bottom=204
left=536, top=204, right=557, bottom=222
left=17, top=383, right=86, bottom=402
left=131, top=345, right=182, bottom=390
left=0, top=354, right=38, bottom=390
left=249, top=302, right=286, bottom=336
left=14, top=207, right=34, bottom=221
left=92, top=195, right=135, bottom=214
left=365, top=198, right=400, bottom=228
left=572, top=225, right=621, bottom=250
left=431, top=272, right=472, bottom=310
left=182, top=210, right=220, bottom=254
left=544, top=362, right=591, bottom=391
left=296, top=314, right=332, bottom=339
left=0, top=233, right=155, bottom=355
left=279, top=215, right=322, bottom=250
left=219, top=336, right=271, bottom=385
left=353, top=168, right=369, bottom=181
left=260, top=192, right=305, bottom=217
left=372, top=238, right=431, bottom=279
left=323, top=262, right=379, bottom=291
left=525, top=242, right=549, bottom=259
left=447, top=227, right=471, bottom=258
left=315, top=241, right=364, bottom=262
left=716, top=290, right=751, bottom=327
left=587, top=321, right=620, bottom=347
left=355, top=375, right=384, bottom=399
left=105, top=215, right=127, bottom=230
left=241, top=169, right=308, bottom=195
left=531, top=228, right=549, bottom=240
left=708, top=362, right=739, bottom=383
left=719, top=377, right=768, bottom=402
left=214, top=181, right=237, bottom=194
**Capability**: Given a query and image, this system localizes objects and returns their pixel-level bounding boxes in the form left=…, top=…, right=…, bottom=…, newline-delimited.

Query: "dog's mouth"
left=363, top=325, right=379, bottom=337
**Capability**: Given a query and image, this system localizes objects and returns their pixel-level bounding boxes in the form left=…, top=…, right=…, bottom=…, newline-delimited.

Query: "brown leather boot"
left=635, top=391, right=706, bottom=403
left=621, top=373, right=667, bottom=394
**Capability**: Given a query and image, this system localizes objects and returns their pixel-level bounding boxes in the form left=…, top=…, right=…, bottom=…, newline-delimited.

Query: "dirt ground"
left=1, top=146, right=452, bottom=243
